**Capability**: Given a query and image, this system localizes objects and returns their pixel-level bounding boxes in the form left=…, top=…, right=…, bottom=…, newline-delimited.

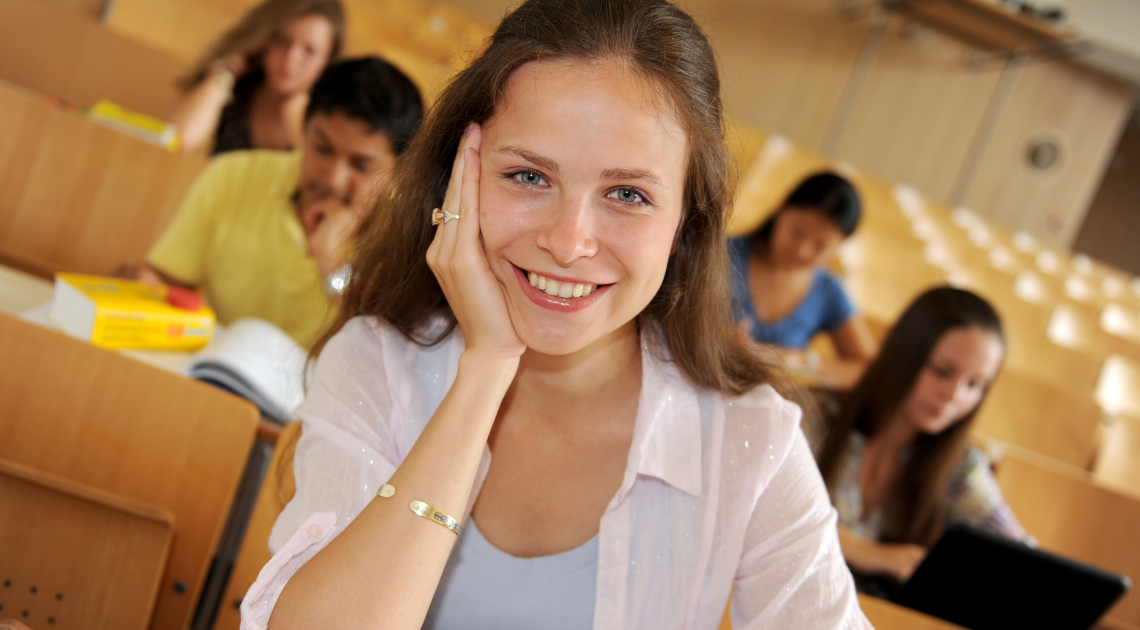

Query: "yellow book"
left=85, top=99, right=181, bottom=152
left=49, top=274, right=215, bottom=350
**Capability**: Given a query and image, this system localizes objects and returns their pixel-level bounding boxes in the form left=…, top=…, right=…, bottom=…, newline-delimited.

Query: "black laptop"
left=888, top=524, right=1130, bottom=630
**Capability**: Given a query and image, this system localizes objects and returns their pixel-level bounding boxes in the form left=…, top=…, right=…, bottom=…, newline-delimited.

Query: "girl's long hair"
left=816, top=287, right=1005, bottom=546
left=316, top=0, right=789, bottom=398
left=178, top=0, right=345, bottom=90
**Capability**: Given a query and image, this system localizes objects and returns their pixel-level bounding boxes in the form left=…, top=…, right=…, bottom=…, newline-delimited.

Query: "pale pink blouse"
left=241, top=317, right=870, bottom=629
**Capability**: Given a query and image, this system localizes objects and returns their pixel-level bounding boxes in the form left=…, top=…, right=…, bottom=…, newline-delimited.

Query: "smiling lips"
left=527, top=271, right=598, bottom=299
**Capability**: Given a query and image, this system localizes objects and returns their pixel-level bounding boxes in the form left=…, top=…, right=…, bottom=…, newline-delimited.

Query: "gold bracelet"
left=410, top=499, right=461, bottom=535
left=375, top=483, right=461, bottom=535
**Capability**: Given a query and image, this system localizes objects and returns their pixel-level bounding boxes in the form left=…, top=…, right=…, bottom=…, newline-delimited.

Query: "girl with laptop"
left=814, top=287, right=1028, bottom=585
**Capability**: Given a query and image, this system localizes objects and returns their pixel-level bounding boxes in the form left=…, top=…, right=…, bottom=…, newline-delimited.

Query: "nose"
left=536, top=194, right=599, bottom=266
left=796, top=240, right=815, bottom=263
left=325, top=159, right=353, bottom=202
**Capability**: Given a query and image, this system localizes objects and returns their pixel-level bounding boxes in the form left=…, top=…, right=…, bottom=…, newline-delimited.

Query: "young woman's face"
left=767, top=207, right=844, bottom=270
left=478, top=59, right=688, bottom=356
left=262, top=14, right=334, bottom=95
left=902, top=327, right=1004, bottom=435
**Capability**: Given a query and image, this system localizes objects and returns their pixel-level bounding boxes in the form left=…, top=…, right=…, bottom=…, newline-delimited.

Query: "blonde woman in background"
left=169, top=0, right=345, bottom=154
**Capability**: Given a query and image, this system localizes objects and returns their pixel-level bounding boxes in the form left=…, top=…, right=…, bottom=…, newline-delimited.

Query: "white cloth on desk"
left=240, top=316, right=870, bottom=630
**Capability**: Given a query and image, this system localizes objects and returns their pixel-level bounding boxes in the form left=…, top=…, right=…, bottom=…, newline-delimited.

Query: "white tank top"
left=421, top=518, right=599, bottom=629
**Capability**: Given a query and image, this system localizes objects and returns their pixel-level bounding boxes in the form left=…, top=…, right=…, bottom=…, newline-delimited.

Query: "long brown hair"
left=816, top=287, right=1005, bottom=546
left=178, top=0, right=345, bottom=90
left=316, top=0, right=787, bottom=398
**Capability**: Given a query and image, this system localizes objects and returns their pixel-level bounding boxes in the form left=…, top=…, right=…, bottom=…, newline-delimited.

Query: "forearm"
left=168, top=73, right=233, bottom=153
left=814, top=357, right=867, bottom=391
left=269, top=350, right=518, bottom=630
left=836, top=525, right=884, bottom=575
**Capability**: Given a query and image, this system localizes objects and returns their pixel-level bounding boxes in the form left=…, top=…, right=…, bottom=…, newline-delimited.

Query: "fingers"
left=427, top=123, right=481, bottom=278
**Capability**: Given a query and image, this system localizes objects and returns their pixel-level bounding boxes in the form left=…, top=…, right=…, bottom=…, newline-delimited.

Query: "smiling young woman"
left=240, top=1, right=869, bottom=629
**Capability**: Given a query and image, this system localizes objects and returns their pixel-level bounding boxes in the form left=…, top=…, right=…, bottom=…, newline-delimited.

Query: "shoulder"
left=723, top=383, right=804, bottom=470
left=317, top=316, right=420, bottom=368
left=201, top=149, right=299, bottom=192
left=811, top=269, right=856, bottom=321
left=813, top=268, right=851, bottom=299
left=727, top=236, right=753, bottom=264
left=949, top=445, right=993, bottom=486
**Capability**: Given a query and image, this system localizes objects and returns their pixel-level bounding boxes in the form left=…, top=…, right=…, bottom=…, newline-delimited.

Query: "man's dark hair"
left=306, top=57, right=424, bottom=155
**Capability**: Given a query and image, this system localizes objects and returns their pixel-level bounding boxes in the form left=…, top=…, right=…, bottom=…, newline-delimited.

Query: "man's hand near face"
left=303, top=196, right=367, bottom=279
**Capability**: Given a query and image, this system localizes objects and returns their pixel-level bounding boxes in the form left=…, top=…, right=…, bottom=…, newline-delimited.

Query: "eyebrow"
left=497, top=146, right=667, bottom=188
left=600, top=167, right=666, bottom=188
left=497, top=145, right=559, bottom=173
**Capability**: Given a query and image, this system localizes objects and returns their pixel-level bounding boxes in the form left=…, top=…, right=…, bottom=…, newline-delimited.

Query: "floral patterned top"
left=826, top=431, right=1027, bottom=542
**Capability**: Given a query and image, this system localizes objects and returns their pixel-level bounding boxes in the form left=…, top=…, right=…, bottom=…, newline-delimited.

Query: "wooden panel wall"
left=683, top=0, right=871, bottom=151
left=830, top=16, right=1004, bottom=202
left=0, top=0, right=188, bottom=117
left=959, top=59, right=1135, bottom=247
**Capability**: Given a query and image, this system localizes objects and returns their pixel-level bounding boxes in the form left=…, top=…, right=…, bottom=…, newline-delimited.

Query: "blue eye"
left=512, top=171, right=546, bottom=186
left=607, top=188, right=646, bottom=205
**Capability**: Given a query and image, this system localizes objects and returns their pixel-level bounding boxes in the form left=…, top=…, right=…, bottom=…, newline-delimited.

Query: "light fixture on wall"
left=1018, top=127, right=1071, bottom=183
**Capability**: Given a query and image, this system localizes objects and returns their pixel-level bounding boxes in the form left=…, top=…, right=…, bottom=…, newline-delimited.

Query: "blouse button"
left=307, top=524, right=323, bottom=539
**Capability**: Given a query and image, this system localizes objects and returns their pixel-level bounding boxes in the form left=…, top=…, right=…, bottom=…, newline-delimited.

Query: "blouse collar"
left=617, top=330, right=704, bottom=500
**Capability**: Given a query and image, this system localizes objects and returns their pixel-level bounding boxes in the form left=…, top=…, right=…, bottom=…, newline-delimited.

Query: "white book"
left=185, top=318, right=307, bottom=423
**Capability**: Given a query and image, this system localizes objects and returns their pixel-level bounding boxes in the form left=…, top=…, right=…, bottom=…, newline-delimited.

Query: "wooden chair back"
left=0, top=313, right=260, bottom=630
left=211, top=421, right=302, bottom=630
left=728, top=134, right=833, bottom=237
left=1099, top=355, right=1140, bottom=419
left=0, top=457, right=174, bottom=630
left=996, top=447, right=1140, bottom=628
left=1095, top=415, right=1140, bottom=496
left=973, top=368, right=1106, bottom=469
left=0, top=80, right=205, bottom=277
left=0, top=0, right=187, bottom=117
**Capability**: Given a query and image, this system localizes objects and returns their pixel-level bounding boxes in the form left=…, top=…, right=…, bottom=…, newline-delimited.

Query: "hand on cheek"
left=425, top=123, right=526, bottom=363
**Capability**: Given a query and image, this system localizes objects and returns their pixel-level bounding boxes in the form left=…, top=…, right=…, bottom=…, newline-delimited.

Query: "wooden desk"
left=0, top=0, right=187, bottom=117
left=0, top=264, right=52, bottom=316
left=997, top=447, right=1140, bottom=628
left=0, top=80, right=205, bottom=277
left=858, top=594, right=967, bottom=630
left=974, top=368, right=1106, bottom=469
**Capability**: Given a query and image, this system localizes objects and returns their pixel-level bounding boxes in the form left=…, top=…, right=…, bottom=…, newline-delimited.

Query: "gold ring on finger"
left=431, top=208, right=460, bottom=226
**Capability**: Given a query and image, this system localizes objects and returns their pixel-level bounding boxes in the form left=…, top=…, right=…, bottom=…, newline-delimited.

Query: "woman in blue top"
left=729, top=172, right=876, bottom=388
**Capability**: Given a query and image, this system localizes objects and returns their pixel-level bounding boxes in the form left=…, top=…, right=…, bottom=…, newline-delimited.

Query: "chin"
left=513, top=320, right=598, bottom=357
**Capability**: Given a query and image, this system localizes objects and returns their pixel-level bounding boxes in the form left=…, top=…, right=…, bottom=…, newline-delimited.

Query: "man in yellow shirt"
left=142, top=58, right=423, bottom=346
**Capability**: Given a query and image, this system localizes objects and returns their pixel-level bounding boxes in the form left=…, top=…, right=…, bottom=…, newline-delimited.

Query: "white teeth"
left=526, top=271, right=598, bottom=299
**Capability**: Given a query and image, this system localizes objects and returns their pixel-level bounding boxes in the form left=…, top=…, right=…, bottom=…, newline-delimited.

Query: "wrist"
left=458, top=348, right=519, bottom=390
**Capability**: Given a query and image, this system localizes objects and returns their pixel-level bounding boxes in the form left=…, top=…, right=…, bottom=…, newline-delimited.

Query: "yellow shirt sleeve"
left=146, top=156, right=236, bottom=285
